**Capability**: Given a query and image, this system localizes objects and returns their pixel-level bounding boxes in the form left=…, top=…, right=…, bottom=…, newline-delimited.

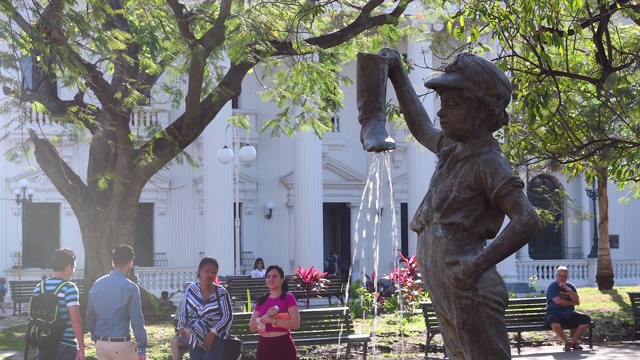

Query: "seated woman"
left=251, top=258, right=266, bottom=278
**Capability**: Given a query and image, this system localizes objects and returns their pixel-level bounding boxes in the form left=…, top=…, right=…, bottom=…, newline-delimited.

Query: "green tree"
left=449, top=0, right=640, bottom=289
left=0, top=0, right=418, bottom=286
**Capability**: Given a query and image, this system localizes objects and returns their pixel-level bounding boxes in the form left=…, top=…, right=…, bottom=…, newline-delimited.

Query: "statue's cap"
left=424, top=53, right=512, bottom=109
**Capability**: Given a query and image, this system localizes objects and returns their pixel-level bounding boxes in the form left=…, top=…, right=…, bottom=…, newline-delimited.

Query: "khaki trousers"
left=95, top=340, right=139, bottom=360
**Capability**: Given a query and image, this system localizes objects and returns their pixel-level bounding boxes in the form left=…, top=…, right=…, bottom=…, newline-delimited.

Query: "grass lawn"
left=1, top=285, right=639, bottom=359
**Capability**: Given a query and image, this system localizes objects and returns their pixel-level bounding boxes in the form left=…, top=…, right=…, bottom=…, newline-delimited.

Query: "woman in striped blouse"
left=179, top=257, right=233, bottom=360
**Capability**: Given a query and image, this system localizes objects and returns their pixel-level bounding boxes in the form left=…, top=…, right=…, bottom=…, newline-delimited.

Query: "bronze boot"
left=357, top=53, right=396, bottom=152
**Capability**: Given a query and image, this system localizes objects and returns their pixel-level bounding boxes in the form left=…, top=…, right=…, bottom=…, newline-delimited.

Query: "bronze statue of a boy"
left=358, top=49, right=541, bottom=359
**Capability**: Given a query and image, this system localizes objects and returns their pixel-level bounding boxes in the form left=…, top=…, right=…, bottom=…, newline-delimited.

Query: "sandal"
left=571, top=342, right=583, bottom=350
left=563, top=343, right=572, bottom=352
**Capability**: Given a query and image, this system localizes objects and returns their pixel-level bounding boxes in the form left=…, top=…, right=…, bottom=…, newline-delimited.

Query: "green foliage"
left=348, top=254, right=428, bottom=318
left=448, top=0, right=640, bottom=188
left=243, top=289, right=252, bottom=313
left=348, top=279, right=377, bottom=318
left=0, top=0, right=418, bottom=191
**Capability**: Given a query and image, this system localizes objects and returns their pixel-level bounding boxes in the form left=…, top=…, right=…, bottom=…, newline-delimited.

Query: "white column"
left=170, top=160, right=196, bottom=267
left=204, top=102, right=235, bottom=276
left=581, top=175, right=593, bottom=258
left=0, top=111, right=6, bottom=275
left=256, top=97, right=284, bottom=269
left=293, top=131, right=324, bottom=270
left=405, top=35, right=437, bottom=257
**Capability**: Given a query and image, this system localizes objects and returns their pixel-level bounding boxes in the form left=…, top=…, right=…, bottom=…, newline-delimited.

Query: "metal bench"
left=421, top=297, right=595, bottom=355
left=229, top=307, right=370, bottom=359
left=628, top=292, right=640, bottom=339
left=9, top=279, right=85, bottom=315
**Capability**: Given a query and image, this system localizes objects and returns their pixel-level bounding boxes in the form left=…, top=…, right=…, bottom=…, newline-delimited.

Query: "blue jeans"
left=189, top=337, right=227, bottom=360
left=36, top=343, right=77, bottom=360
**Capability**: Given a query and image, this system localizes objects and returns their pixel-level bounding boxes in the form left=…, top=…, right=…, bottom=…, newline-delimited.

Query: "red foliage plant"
left=293, top=265, right=329, bottom=308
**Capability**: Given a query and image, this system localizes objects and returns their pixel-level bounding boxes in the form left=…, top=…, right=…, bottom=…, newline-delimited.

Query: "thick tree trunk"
left=596, top=173, right=615, bottom=290
left=29, top=130, right=142, bottom=290
left=78, top=206, right=138, bottom=287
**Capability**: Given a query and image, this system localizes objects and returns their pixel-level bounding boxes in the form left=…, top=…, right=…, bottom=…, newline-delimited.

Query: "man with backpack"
left=27, top=248, right=85, bottom=360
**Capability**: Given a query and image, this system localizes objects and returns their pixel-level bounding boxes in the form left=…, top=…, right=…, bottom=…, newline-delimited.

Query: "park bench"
left=628, top=292, right=640, bottom=339
left=229, top=307, right=370, bottom=359
left=421, top=297, right=595, bottom=356
left=9, top=278, right=85, bottom=315
left=223, top=276, right=346, bottom=309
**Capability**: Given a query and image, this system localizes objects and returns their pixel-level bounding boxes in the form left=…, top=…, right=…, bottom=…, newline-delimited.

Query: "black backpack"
left=25, top=281, right=69, bottom=358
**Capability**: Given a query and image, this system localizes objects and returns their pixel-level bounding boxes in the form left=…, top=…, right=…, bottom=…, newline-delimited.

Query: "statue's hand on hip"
left=447, top=257, right=479, bottom=291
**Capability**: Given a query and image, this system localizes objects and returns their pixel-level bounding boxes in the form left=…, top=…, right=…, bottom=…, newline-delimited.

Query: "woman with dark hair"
left=251, top=258, right=266, bottom=278
left=179, top=257, right=233, bottom=360
left=250, top=265, right=300, bottom=360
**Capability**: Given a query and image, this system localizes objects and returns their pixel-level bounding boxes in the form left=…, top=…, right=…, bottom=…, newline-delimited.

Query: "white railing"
left=5, top=259, right=640, bottom=303
left=2, top=267, right=197, bottom=302
left=134, top=267, right=197, bottom=296
left=516, top=259, right=640, bottom=290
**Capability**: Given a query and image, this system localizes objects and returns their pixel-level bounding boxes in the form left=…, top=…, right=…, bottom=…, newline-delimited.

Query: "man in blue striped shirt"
left=33, top=248, right=85, bottom=360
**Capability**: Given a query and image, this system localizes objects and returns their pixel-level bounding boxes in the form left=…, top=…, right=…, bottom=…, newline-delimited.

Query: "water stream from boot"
left=336, top=152, right=407, bottom=359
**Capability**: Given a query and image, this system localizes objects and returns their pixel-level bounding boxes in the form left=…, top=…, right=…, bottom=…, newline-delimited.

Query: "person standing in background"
left=324, top=250, right=339, bottom=276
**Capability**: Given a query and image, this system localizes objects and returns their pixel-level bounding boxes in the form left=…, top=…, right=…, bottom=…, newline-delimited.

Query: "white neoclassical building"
left=3, top=33, right=640, bottom=304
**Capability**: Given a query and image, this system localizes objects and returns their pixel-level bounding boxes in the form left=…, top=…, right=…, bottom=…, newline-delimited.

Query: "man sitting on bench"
left=546, top=266, right=592, bottom=352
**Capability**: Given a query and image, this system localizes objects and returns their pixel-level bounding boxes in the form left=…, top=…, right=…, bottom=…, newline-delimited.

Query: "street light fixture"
left=14, top=179, right=35, bottom=280
left=586, top=183, right=598, bottom=259
left=217, top=124, right=256, bottom=275
left=15, top=178, right=34, bottom=205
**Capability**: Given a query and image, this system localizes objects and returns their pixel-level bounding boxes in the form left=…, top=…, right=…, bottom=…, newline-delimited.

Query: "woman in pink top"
left=250, top=265, right=300, bottom=360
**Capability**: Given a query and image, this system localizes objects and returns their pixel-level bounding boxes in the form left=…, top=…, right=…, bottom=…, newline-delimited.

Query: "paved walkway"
left=0, top=311, right=26, bottom=360
left=423, top=343, right=640, bottom=360
left=512, top=343, right=640, bottom=359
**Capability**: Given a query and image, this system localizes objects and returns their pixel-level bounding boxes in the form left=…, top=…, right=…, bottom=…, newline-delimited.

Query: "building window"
left=527, top=174, right=566, bottom=259
left=134, top=203, right=155, bottom=267
left=609, top=234, right=620, bottom=249
left=20, top=56, right=33, bottom=90
left=22, top=203, right=60, bottom=269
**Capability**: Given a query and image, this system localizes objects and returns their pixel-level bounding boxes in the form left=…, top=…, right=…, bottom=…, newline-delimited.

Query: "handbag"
left=215, top=286, right=243, bottom=360
left=221, top=335, right=243, bottom=360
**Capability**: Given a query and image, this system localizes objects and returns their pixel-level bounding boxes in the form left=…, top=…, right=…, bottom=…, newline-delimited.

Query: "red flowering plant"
left=388, top=252, right=425, bottom=312
left=292, top=265, right=329, bottom=309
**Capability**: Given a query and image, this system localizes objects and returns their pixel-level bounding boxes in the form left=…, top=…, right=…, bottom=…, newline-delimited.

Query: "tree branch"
left=28, top=128, right=97, bottom=214
left=269, top=0, right=413, bottom=55
left=166, top=0, right=196, bottom=42
left=136, top=60, right=255, bottom=181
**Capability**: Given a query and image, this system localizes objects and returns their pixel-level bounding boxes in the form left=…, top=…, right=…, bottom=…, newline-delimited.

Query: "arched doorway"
left=527, top=174, right=565, bottom=259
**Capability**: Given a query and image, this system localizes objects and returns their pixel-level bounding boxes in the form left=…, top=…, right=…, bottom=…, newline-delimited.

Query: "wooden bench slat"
left=9, top=279, right=85, bottom=315
left=222, top=277, right=346, bottom=308
left=628, top=292, right=640, bottom=339
left=229, top=307, right=369, bottom=358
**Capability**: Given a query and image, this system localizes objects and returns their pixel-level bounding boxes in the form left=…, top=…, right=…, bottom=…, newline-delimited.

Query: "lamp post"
left=586, top=183, right=598, bottom=259
left=217, top=125, right=256, bottom=275
left=14, top=179, right=34, bottom=280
